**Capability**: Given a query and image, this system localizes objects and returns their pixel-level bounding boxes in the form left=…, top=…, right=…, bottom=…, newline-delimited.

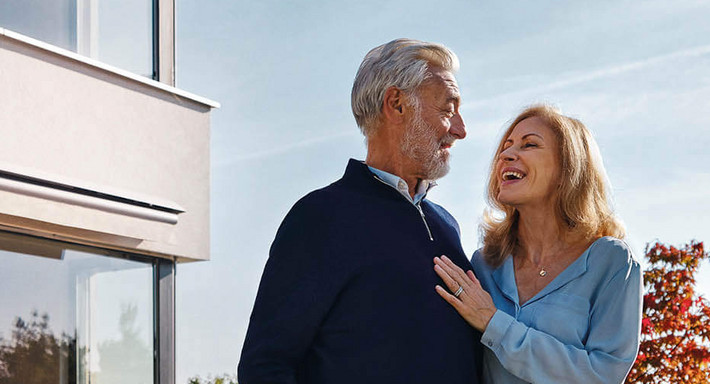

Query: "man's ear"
left=382, top=87, right=405, bottom=124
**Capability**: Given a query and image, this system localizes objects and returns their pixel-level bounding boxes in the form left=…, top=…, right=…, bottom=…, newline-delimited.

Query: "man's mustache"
left=440, top=134, right=457, bottom=147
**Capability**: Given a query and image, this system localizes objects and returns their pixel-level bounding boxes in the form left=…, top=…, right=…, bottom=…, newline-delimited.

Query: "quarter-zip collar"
left=366, top=164, right=436, bottom=205
left=360, top=161, right=436, bottom=242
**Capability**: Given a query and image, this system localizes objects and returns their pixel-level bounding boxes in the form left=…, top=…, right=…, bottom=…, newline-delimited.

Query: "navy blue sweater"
left=238, top=159, right=482, bottom=384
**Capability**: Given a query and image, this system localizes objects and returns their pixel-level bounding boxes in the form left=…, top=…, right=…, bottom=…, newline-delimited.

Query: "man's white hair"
left=351, top=38, right=460, bottom=137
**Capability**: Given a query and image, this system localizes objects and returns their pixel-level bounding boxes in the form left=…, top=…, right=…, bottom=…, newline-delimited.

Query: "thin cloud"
left=214, top=130, right=360, bottom=167
left=463, top=44, right=710, bottom=110
left=216, top=44, right=710, bottom=168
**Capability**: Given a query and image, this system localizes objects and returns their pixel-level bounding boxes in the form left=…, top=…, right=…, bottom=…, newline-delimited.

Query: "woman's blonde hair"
left=481, top=105, right=625, bottom=267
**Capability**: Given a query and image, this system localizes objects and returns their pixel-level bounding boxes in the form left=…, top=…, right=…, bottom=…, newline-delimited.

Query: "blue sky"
left=174, top=0, right=710, bottom=380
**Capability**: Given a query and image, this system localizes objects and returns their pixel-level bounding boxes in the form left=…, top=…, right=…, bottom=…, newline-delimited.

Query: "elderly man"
left=238, top=38, right=482, bottom=384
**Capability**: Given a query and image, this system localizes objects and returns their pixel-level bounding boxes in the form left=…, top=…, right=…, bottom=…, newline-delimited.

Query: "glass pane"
left=0, top=0, right=154, bottom=78
left=91, top=0, right=154, bottom=77
left=0, top=0, right=77, bottom=51
left=0, top=236, right=154, bottom=384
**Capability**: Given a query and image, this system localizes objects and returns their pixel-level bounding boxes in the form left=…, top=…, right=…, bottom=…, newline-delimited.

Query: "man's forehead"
left=422, top=68, right=460, bottom=97
left=426, top=67, right=457, bottom=84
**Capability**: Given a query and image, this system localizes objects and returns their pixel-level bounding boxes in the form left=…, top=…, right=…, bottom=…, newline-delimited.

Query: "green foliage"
left=0, top=311, right=77, bottom=384
left=187, top=374, right=238, bottom=384
left=0, top=305, right=151, bottom=384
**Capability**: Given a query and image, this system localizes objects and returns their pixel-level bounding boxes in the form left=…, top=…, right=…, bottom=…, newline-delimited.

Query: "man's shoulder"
left=270, top=184, right=344, bottom=247
left=289, top=159, right=382, bottom=212
left=291, top=178, right=349, bottom=209
left=281, top=172, right=362, bottom=227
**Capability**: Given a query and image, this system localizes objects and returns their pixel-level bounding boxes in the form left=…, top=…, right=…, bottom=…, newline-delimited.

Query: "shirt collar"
left=367, top=165, right=436, bottom=205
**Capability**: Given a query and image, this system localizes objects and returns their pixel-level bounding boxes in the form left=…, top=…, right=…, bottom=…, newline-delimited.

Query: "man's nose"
left=450, top=114, right=466, bottom=139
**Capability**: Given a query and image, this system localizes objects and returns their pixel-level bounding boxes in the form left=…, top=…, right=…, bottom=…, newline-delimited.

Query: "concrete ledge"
left=0, top=27, right=220, bottom=109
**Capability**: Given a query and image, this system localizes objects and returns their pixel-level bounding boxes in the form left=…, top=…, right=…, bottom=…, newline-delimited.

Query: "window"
left=0, top=0, right=154, bottom=78
left=0, top=232, right=155, bottom=383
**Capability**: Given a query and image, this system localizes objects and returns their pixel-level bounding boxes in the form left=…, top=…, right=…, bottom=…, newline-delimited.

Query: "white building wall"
left=0, top=31, right=215, bottom=261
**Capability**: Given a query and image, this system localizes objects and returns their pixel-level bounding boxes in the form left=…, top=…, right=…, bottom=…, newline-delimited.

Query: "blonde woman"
left=434, top=105, right=642, bottom=383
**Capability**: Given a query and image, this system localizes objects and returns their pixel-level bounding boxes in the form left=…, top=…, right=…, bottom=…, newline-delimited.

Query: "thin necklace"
left=520, top=256, right=548, bottom=277
left=533, top=260, right=547, bottom=277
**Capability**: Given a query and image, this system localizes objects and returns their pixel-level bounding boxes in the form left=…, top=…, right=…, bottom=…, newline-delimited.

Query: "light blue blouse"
left=472, top=236, right=642, bottom=384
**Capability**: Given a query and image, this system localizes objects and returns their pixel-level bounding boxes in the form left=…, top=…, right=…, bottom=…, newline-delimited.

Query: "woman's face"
left=495, top=116, right=561, bottom=210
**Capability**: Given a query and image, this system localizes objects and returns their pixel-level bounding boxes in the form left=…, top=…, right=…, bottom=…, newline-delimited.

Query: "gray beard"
left=401, top=109, right=453, bottom=181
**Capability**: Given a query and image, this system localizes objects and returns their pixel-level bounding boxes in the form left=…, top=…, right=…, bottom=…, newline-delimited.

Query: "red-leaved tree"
left=626, top=241, right=710, bottom=383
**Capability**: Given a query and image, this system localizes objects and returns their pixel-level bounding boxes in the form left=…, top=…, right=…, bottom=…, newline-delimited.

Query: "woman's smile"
left=500, top=166, right=526, bottom=186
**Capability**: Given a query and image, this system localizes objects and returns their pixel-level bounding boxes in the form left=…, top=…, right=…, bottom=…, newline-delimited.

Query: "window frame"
left=154, top=0, right=175, bottom=86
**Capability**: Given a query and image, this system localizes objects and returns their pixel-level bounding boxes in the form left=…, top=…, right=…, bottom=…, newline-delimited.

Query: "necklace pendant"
left=539, top=269, right=547, bottom=277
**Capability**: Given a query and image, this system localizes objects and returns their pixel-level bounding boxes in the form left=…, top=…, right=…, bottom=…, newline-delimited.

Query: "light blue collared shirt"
left=367, top=166, right=435, bottom=205
left=472, top=236, right=642, bottom=384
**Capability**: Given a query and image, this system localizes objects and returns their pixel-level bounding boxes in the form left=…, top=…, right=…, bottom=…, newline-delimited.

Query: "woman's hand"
left=434, top=255, right=497, bottom=333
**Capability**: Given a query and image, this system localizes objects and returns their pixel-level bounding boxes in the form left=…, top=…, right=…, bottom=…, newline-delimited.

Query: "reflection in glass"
left=0, top=237, right=154, bottom=384
left=0, top=0, right=76, bottom=51
left=0, top=0, right=153, bottom=78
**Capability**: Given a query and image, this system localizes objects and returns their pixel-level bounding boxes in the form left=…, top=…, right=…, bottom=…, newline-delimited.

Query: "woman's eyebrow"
left=521, top=133, right=544, bottom=140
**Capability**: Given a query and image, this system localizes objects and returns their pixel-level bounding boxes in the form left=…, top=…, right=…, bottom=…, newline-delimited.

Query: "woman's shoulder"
left=587, top=236, right=640, bottom=275
left=471, top=248, right=498, bottom=274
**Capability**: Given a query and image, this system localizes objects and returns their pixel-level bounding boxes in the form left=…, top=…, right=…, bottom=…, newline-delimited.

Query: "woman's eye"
left=523, top=143, right=538, bottom=148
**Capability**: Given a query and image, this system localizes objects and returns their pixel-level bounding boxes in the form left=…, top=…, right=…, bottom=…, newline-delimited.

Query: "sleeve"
left=237, top=196, right=348, bottom=383
left=480, top=247, right=643, bottom=384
